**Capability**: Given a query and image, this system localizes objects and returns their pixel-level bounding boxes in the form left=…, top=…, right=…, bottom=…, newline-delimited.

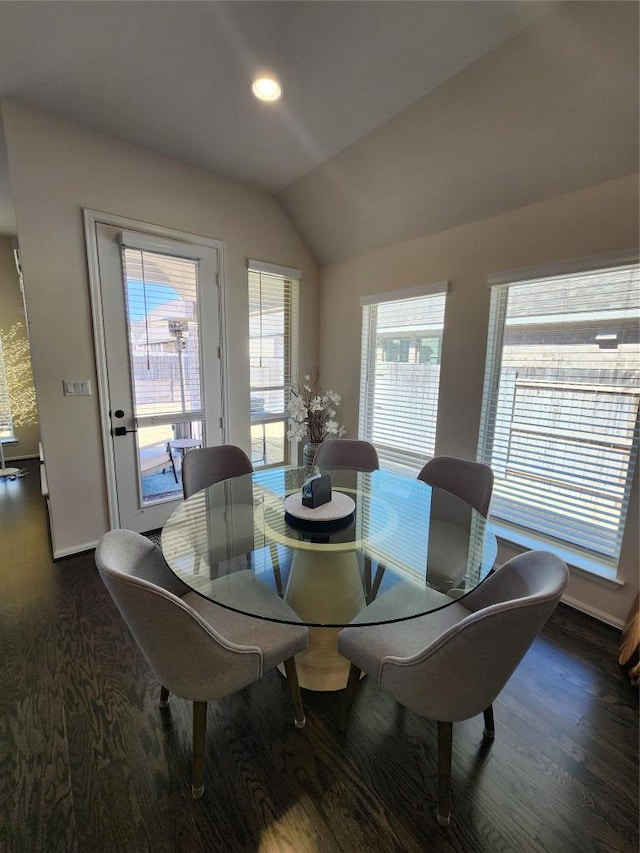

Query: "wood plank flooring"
left=1, top=461, right=638, bottom=852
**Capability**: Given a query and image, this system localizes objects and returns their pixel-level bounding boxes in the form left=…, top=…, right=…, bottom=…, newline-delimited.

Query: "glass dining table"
left=161, top=466, right=498, bottom=691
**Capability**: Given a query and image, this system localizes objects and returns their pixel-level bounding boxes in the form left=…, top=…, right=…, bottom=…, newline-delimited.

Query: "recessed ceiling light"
left=251, top=77, right=282, bottom=102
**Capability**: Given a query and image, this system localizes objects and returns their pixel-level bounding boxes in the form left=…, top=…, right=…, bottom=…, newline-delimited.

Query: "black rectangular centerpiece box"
left=301, top=473, right=332, bottom=509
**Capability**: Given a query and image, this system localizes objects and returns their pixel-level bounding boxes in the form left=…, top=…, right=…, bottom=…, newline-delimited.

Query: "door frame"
left=84, top=209, right=228, bottom=528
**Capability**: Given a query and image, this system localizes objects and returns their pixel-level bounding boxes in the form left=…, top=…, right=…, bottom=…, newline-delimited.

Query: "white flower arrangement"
left=287, top=372, right=347, bottom=444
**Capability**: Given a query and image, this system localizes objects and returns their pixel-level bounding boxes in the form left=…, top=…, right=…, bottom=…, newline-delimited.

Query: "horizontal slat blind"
left=121, top=247, right=203, bottom=422
left=248, top=267, right=299, bottom=467
left=359, top=289, right=447, bottom=473
left=478, top=260, right=640, bottom=568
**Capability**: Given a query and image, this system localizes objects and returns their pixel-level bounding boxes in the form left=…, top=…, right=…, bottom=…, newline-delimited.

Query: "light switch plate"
left=63, top=379, right=92, bottom=396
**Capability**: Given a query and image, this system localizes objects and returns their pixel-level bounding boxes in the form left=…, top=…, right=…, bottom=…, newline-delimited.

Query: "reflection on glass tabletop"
left=161, top=466, right=498, bottom=627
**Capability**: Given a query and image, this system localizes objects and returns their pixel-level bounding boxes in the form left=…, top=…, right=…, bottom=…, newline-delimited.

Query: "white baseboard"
left=53, top=540, right=100, bottom=560
left=561, top=594, right=624, bottom=630
left=4, top=452, right=39, bottom=462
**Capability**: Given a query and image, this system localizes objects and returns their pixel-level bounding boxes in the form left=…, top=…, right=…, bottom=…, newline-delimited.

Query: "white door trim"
left=83, top=209, right=228, bottom=528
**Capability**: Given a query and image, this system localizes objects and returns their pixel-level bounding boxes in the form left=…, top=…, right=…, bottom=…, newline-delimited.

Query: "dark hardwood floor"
left=1, top=460, right=638, bottom=852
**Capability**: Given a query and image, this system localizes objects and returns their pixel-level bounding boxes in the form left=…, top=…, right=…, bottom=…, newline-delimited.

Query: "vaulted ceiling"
left=0, top=1, right=637, bottom=263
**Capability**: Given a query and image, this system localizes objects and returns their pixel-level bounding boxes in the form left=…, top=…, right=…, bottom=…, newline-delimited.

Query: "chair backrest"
left=417, top=456, right=494, bottom=516
left=95, top=529, right=263, bottom=699
left=379, top=550, right=568, bottom=722
left=182, top=444, right=253, bottom=498
left=314, top=439, right=379, bottom=472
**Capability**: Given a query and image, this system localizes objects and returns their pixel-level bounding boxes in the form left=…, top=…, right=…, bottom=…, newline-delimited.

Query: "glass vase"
left=302, top=441, right=321, bottom=468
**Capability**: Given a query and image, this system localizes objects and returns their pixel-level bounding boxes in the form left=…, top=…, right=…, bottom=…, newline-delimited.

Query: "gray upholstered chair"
left=368, top=456, right=494, bottom=602
left=417, top=456, right=494, bottom=516
left=181, top=444, right=284, bottom=591
left=314, top=439, right=379, bottom=472
left=182, top=444, right=253, bottom=499
left=314, top=439, right=380, bottom=600
left=95, top=529, right=308, bottom=798
left=337, top=549, right=569, bottom=826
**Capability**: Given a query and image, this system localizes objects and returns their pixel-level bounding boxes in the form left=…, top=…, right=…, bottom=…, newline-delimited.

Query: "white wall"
left=2, top=99, right=319, bottom=556
left=319, top=174, right=639, bottom=626
left=0, top=234, right=40, bottom=458
left=280, top=1, right=639, bottom=266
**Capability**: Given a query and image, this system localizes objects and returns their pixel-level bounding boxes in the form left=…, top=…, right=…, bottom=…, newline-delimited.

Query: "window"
left=478, top=254, right=640, bottom=576
left=248, top=260, right=299, bottom=467
left=121, top=243, right=208, bottom=503
left=359, top=283, right=448, bottom=473
left=122, top=246, right=204, bottom=424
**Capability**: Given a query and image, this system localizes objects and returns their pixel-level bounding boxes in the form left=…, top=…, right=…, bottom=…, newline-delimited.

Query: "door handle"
left=112, top=426, right=138, bottom=437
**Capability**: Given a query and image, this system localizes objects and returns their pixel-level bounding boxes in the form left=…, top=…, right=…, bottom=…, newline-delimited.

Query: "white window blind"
left=478, top=258, right=640, bottom=572
left=248, top=262, right=299, bottom=468
left=359, top=285, right=447, bottom=473
left=121, top=246, right=204, bottom=426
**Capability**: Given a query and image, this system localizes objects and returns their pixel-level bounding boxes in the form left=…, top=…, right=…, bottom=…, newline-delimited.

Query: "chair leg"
left=192, top=701, right=207, bottom=799
left=270, top=543, right=284, bottom=597
left=159, top=685, right=170, bottom=708
left=369, top=563, right=386, bottom=603
left=364, top=555, right=372, bottom=601
left=338, top=664, right=362, bottom=733
left=483, top=704, right=495, bottom=739
left=166, top=443, right=179, bottom=483
left=437, top=721, right=453, bottom=827
left=283, top=657, right=305, bottom=728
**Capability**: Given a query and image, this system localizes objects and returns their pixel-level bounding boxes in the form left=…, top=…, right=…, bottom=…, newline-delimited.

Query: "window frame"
left=248, top=260, right=300, bottom=469
left=478, top=250, right=640, bottom=580
left=359, top=282, right=448, bottom=474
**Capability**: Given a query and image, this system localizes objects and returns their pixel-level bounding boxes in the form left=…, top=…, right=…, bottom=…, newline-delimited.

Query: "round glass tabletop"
left=161, top=466, right=498, bottom=629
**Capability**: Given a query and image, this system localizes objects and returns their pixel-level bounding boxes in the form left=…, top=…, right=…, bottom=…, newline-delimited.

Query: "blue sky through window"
left=126, top=279, right=180, bottom=321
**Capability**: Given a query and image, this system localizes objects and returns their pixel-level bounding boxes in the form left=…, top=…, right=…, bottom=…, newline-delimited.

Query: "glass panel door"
left=122, top=247, right=205, bottom=504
